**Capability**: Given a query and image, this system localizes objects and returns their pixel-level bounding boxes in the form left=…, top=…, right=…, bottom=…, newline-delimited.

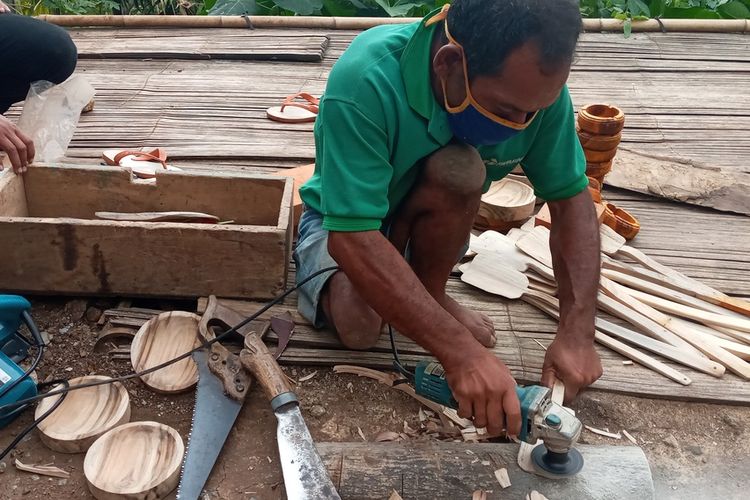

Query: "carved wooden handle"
left=239, top=332, right=292, bottom=402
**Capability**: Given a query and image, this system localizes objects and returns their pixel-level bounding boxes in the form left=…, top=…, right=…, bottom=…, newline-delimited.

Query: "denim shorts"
left=293, top=208, right=469, bottom=328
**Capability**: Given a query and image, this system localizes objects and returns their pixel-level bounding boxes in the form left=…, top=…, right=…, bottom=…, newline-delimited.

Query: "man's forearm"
left=328, top=230, right=482, bottom=366
left=548, top=189, right=601, bottom=343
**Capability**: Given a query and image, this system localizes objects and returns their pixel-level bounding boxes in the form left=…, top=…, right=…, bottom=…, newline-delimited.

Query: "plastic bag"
left=16, top=76, right=95, bottom=163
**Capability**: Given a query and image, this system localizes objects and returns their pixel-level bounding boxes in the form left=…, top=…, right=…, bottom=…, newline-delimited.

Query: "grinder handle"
left=239, top=332, right=292, bottom=402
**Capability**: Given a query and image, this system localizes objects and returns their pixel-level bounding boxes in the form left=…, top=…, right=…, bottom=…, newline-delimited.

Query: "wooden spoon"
left=84, top=421, right=184, bottom=500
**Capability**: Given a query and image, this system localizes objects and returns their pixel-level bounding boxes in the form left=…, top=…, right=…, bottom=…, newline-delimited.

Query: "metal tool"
left=178, top=297, right=340, bottom=500
left=0, top=295, right=41, bottom=428
left=413, top=360, right=584, bottom=477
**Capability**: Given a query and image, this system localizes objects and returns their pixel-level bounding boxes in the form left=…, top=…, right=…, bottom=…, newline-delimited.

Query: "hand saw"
left=177, top=300, right=340, bottom=500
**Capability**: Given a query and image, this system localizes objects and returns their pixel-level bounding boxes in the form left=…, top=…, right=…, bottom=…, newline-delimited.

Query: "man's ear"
left=432, top=44, right=465, bottom=81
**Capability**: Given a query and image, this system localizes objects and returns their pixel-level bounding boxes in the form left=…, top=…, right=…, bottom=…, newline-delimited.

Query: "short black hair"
left=445, top=0, right=582, bottom=79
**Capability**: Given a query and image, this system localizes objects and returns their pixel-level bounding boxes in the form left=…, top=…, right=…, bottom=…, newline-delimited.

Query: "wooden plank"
left=70, top=29, right=329, bottom=62
left=317, top=442, right=654, bottom=500
left=605, top=149, right=750, bottom=214
left=0, top=169, right=28, bottom=217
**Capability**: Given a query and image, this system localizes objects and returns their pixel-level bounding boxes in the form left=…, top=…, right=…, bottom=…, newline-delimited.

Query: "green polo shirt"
left=299, top=9, right=587, bottom=232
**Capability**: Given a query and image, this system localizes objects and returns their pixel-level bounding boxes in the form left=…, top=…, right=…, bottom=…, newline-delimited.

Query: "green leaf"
left=718, top=0, right=750, bottom=17
left=623, top=17, right=632, bottom=37
left=273, top=0, right=323, bottom=15
left=322, top=0, right=357, bottom=16
left=627, top=0, right=651, bottom=16
left=649, top=0, right=666, bottom=17
left=209, top=0, right=258, bottom=15
left=372, top=0, right=421, bottom=17
left=662, top=6, right=723, bottom=18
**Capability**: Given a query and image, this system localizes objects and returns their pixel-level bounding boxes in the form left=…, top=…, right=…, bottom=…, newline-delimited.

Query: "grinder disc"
left=530, top=445, right=584, bottom=478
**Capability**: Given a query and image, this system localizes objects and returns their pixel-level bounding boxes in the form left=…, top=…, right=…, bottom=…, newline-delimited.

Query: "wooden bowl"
left=577, top=128, right=622, bottom=151
left=603, top=203, right=641, bottom=240
left=475, top=178, right=536, bottom=232
left=585, top=160, right=613, bottom=181
left=131, top=311, right=201, bottom=394
left=578, top=104, right=625, bottom=136
left=35, top=375, right=130, bottom=453
left=584, top=145, right=619, bottom=164
left=84, top=421, right=184, bottom=500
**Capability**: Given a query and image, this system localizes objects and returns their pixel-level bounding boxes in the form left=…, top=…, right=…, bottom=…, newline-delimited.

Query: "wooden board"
left=0, top=165, right=293, bottom=298
left=72, top=28, right=329, bottom=62
left=317, top=442, right=654, bottom=500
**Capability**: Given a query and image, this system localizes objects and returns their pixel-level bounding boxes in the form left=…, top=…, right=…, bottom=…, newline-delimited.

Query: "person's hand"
left=444, top=346, right=521, bottom=437
left=541, top=334, right=602, bottom=404
left=0, top=115, right=35, bottom=174
left=0, top=1, right=10, bottom=13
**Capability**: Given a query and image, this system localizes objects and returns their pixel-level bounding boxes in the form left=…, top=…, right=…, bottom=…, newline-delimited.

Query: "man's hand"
left=444, top=346, right=522, bottom=437
left=0, top=115, right=35, bottom=174
left=541, top=334, right=602, bottom=404
left=0, top=1, right=10, bottom=13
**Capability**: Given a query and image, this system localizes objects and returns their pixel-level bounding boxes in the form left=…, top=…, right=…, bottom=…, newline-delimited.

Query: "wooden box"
left=0, top=164, right=293, bottom=299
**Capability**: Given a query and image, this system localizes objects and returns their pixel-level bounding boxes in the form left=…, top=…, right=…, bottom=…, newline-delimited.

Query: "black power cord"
left=0, top=265, right=340, bottom=414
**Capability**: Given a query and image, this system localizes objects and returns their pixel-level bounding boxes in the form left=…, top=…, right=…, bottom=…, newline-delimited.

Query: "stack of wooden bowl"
left=576, top=104, right=625, bottom=186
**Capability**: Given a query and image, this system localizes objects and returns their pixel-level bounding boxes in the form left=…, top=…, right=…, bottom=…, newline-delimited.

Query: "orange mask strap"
left=428, top=5, right=538, bottom=129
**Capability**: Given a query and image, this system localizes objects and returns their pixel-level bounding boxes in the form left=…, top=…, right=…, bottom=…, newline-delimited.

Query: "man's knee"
left=421, top=143, right=486, bottom=196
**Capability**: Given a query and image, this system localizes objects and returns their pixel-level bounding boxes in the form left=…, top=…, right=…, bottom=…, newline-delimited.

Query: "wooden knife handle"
left=240, top=331, right=292, bottom=403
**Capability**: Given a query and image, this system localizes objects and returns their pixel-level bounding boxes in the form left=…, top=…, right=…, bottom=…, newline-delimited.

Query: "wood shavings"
left=403, top=421, right=418, bottom=437
left=622, top=429, right=638, bottom=445
left=14, top=460, right=69, bottom=479
left=298, top=370, right=317, bottom=382
left=442, top=408, right=473, bottom=428
left=388, top=490, right=404, bottom=500
left=533, top=339, right=548, bottom=350
left=356, top=426, right=367, bottom=441
left=472, top=490, right=488, bottom=500
left=481, top=460, right=491, bottom=466
left=622, top=360, right=634, bottom=366
left=526, top=491, right=549, bottom=500
left=418, top=408, right=427, bottom=422
left=494, top=468, right=511, bottom=489
left=585, top=425, right=622, bottom=439
left=374, top=431, right=401, bottom=442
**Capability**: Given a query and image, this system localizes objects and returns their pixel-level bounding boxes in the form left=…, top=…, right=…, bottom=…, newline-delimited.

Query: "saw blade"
left=176, top=348, right=243, bottom=500
left=276, top=404, right=341, bottom=499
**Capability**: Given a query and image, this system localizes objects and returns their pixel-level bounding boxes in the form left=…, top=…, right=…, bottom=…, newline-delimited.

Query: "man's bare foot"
left=439, top=294, right=496, bottom=347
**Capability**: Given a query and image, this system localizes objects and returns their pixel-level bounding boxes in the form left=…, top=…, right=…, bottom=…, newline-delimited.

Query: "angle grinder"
left=412, top=360, right=584, bottom=477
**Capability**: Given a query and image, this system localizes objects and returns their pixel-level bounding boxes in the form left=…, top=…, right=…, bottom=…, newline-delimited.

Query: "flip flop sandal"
left=102, top=148, right=182, bottom=179
left=602, top=203, right=641, bottom=240
left=266, top=92, right=320, bottom=124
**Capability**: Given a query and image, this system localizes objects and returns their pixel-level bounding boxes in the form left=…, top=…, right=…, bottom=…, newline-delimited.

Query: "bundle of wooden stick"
left=460, top=223, right=750, bottom=385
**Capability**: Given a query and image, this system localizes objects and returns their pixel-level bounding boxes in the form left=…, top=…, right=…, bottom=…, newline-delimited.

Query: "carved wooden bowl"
left=131, top=311, right=201, bottom=393
left=84, top=421, right=184, bottom=500
left=475, top=178, right=536, bottom=232
left=35, top=375, right=130, bottom=453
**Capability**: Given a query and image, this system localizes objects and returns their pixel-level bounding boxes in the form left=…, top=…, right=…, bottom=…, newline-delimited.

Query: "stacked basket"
left=577, top=104, right=640, bottom=240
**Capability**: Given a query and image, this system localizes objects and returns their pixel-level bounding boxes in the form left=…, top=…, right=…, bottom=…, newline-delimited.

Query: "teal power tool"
left=0, top=295, right=42, bottom=428
left=412, top=360, right=584, bottom=477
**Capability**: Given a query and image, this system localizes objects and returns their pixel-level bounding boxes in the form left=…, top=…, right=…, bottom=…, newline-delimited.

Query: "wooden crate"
left=0, top=164, right=293, bottom=299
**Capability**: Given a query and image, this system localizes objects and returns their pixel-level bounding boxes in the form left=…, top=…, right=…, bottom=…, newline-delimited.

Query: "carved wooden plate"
left=130, top=311, right=201, bottom=393
left=84, top=421, right=184, bottom=500
left=35, top=375, right=130, bottom=453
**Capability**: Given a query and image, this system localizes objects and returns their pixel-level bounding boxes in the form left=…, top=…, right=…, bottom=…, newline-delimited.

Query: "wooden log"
left=317, top=442, right=654, bottom=500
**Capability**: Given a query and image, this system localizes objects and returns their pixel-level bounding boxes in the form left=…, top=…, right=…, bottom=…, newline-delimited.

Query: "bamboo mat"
left=71, top=28, right=329, bottom=61
left=22, top=29, right=742, bottom=171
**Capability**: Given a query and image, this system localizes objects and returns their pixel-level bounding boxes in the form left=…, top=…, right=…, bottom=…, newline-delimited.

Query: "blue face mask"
left=436, top=9, right=538, bottom=147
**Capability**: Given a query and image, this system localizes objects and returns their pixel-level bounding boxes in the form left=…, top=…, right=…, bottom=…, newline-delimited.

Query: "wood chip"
left=526, top=491, right=549, bottom=500
left=494, top=468, right=511, bottom=489
left=356, top=426, right=367, bottom=442
left=622, top=429, right=638, bottom=445
left=418, top=408, right=427, bottom=422
left=442, top=408, right=473, bottom=428
left=14, top=460, right=69, bottom=479
left=481, top=460, right=491, bottom=466
left=584, top=425, right=622, bottom=439
left=533, top=339, right=548, bottom=350
left=472, top=490, right=488, bottom=500
left=374, top=431, right=401, bottom=442
left=403, top=421, right=418, bottom=437
left=298, top=370, right=317, bottom=382
left=622, top=360, right=634, bottom=366
left=388, top=489, right=404, bottom=500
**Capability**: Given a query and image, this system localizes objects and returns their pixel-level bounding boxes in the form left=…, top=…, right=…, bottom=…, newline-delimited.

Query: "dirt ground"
left=1, top=297, right=748, bottom=499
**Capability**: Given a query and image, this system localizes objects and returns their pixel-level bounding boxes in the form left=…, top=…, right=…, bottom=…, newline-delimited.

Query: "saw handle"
left=240, top=332, right=293, bottom=404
